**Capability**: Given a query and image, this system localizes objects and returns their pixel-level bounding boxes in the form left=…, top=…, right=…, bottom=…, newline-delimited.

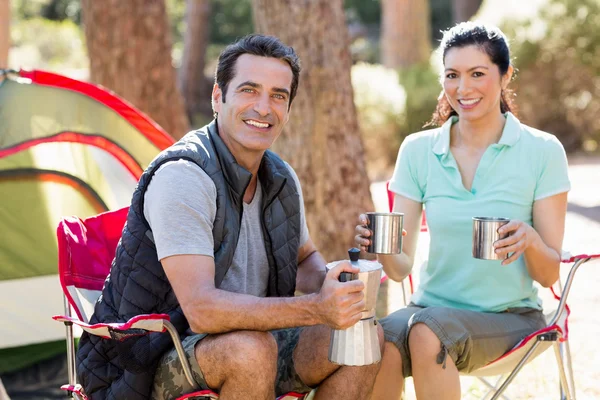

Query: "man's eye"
left=242, top=88, right=254, bottom=93
left=273, top=94, right=285, bottom=100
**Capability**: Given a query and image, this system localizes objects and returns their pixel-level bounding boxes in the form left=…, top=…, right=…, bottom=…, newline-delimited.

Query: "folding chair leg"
left=553, top=342, right=573, bottom=400
left=562, top=341, right=577, bottom=400
left=488, top=339, right=543, bottom=400
left=63, top=295, right=78, bottom=387
left=477, top=376, right=510, bottom=400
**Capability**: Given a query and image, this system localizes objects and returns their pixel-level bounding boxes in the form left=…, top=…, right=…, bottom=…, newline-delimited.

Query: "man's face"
left=212, top=54, right=293, bottom=155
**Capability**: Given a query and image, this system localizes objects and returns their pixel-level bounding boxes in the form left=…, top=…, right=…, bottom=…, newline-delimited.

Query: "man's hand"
left=315, top=261, right=365, bottom=329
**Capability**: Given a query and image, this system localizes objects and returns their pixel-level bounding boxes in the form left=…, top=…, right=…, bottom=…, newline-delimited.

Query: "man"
left=76, top=34, right=383, bottom=400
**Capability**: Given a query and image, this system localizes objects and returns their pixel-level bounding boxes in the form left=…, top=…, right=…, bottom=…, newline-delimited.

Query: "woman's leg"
left=409, top=323, right=460, bottom=400
left=372, top=305, right=423, bottom=400
left=406, top=306, right=546, bottom=400
left=371, top=342, right=404, bottom=400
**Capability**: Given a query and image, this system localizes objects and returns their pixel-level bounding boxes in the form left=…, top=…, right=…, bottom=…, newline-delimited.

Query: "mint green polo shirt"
left=389, top=112, right=571, bottom=312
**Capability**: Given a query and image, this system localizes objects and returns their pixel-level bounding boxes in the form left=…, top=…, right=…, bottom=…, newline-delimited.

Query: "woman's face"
left=442, top=45, right=512, bottom=123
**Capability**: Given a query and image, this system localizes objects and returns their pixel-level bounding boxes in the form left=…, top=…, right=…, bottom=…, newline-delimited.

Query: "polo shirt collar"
left=432, top=112, right=521, bottom=156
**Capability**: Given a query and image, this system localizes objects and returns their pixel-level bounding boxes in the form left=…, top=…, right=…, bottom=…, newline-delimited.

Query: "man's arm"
left=295, top=238, right=326, bottom=294
left=162, top=254, right=364, bottom=334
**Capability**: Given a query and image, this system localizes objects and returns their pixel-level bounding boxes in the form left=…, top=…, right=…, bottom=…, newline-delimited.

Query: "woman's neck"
left=453, top=112, right=507, bottom=151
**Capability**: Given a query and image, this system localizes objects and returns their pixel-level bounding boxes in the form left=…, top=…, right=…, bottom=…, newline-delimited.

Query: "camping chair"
left=385, top=184, right=600, bottom=400
left=53, top=208, right=308, bottom=400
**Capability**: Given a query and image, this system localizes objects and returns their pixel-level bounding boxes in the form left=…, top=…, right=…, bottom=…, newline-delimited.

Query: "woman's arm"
left=494, top=192, right=568, bottom=287
left=355, top=194, right=422, bottom=282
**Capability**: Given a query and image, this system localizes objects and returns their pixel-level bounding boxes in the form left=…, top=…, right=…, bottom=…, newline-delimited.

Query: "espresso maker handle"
left=339, top=272, right=355, bottom=282
left=339, top=248, right=361, bottom=282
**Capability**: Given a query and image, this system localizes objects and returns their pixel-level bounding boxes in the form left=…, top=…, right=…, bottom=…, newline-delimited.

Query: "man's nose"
left=253, top=93, right=271, bottom=117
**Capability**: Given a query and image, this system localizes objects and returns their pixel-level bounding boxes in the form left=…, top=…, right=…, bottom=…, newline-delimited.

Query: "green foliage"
left=351, top=63, right=405, bottom=179
left=10, top=17, right=87, bottom=70
left=210, top=0, right=253, bottom=45
left=344, top=0, right=380, bottom=26
left=12, top=0, right=81, bottom=23
left=351, top=62, right=441, bottom=179
left=397, top=63, right=441, bottom=135
left=503, top=0, right=600, bottom=152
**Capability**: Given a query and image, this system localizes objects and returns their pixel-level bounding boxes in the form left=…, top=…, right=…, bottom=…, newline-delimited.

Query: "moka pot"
left=328, top=248, right=383, bottom=366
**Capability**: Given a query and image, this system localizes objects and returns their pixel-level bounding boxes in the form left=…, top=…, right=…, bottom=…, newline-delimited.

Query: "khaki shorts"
left=380, top=304, right=546, bottom=377
left=151, top=328, right=311, bottom=400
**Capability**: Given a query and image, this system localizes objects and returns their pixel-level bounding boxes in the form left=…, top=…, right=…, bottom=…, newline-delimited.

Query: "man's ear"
left=212, top=83, right=222, bottom=114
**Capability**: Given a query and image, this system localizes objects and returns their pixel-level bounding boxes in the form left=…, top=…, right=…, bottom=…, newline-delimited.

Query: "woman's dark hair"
left=215, top=34, right=301, bottom=109
left=428, top=22, right=517, bottom=127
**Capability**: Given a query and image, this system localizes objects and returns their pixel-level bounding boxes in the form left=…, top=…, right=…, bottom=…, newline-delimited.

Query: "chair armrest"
left=549, top=254, right=599, bottom=327
left=52, top=314, right=196, bottom=388
left=52, top=313, right=170, bottom=340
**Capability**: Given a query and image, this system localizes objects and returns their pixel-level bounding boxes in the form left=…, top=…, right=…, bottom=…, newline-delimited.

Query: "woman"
left=355, top=22, right=570, bottom=400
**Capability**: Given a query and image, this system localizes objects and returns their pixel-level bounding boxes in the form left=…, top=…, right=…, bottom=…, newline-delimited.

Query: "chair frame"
left=385, top=182, right=599, bottom=399
left=54, top=210, right=308, bottom=400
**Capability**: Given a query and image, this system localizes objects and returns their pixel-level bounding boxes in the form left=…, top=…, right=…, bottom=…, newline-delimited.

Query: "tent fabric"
left=0, top=69, right=174, bottom=372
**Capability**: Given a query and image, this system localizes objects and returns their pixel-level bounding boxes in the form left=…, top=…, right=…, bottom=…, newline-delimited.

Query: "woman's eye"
left=446, top=73, right=457, bottom=79
left=473, top=71, right=484, bottom=77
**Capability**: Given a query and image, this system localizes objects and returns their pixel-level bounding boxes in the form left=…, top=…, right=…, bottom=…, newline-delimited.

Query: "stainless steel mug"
left=366, top=212, right=404, bottom=254
left=472, top=217, right=510, bottom=260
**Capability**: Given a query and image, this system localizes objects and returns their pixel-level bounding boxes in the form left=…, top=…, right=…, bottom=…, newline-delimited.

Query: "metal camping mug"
left=366, top=212, right=404, bottom=254
left=472, top=217, right=510, bottom=260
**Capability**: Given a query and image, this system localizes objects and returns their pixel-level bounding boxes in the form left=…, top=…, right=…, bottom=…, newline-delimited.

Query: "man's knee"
left=196, top=330, right=278, bottom=385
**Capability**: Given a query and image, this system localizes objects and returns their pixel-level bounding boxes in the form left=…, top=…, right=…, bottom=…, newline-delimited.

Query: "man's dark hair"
left=215, top=34, right=301, bottom=109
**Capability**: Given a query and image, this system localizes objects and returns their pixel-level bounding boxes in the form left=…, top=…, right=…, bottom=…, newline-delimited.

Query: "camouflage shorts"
left=151, top=328, right=312, bottom=400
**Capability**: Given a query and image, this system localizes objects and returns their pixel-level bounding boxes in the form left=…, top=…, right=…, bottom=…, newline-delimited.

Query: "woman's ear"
left=502, top=65, right=514, bottom=90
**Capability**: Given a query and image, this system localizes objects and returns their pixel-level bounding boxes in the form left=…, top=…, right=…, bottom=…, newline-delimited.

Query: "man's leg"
left=196, top=330, right=278, bottom=400
left=293, top=324, right=384, bottom=399
left=152, top=330, right=278, bottom=400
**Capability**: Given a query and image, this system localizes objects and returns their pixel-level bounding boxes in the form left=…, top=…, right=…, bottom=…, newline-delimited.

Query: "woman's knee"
left=408, top=322, right=443, bottom=360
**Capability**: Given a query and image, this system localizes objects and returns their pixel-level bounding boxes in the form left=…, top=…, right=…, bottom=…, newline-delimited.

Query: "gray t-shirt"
left=143, top=159, right=309, bottom=297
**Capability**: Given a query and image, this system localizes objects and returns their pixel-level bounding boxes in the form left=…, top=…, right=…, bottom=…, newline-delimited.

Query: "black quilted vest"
left=76, top=120, right=301, bottom=399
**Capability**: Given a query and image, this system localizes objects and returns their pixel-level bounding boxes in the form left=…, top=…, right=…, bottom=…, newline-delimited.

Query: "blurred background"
left=0, top=0, right=599, bottom=399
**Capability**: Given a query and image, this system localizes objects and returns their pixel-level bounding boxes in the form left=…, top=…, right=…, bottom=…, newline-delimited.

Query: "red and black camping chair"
left=53, top=208, right=308, bottom=400
left=385, top=183, right=600, bottom=400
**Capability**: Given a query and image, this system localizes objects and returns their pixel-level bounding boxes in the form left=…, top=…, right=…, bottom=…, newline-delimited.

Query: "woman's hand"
left=493, top=220, right=538, bottom=266
left=354, top=214, right=372, bottom=252
left=354, top=214, right=407, bottom=253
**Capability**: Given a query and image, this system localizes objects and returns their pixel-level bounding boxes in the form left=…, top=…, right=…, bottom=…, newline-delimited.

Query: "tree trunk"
left=179, top=0, right=212, bottom=123
left=0, top=0, right=9, bottom=68
left=81, top=0, right=189, bottom=140
left=252, top=0, right=375, bottom=262
left=452, top=0, right=483, bottom=23
left=381, top=0, right=431, bottom=69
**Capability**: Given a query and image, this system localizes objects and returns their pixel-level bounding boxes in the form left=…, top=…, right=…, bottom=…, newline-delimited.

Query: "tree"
left=179, top=0, right=212, bottom=123
left=0, top=0, right=9, bottom=68
left=380, top=0, right=431, bottom=69
left=81, top=0, right=189, bottom=139
left=451, top=0, right=483, bottom=23
left=251, top=0, right=375, bottom=262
